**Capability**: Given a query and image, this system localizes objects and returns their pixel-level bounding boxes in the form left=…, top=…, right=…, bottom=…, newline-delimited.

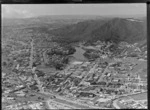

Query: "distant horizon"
left=2, top=4, right=146, bottom=19
left=2, top=14, right=146, bottom=20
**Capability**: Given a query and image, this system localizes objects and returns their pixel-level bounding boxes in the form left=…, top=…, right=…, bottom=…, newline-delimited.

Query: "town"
left=2, top=39, right=147, bottom=109
left=2, top=4, right=147, bottom=109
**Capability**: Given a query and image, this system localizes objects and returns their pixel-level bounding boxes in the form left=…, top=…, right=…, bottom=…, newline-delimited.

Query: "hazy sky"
left=2, top=4, right=146, bottom=18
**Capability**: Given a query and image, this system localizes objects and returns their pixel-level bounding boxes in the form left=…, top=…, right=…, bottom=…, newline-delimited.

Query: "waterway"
left=72, top=46, right=87, bottom=61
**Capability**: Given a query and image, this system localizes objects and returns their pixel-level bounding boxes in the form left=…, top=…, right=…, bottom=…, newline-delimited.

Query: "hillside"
left=2, top=17, right=146, bottom=46
left=50, top=18, right=146, bottom=44
left=2, top=15, right=105, bottom=27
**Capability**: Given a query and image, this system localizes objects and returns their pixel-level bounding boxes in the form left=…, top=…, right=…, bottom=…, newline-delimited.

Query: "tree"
left=129, top=53, right=138, bottom=57
left=2, top=62, right=7, bottom=66
left=55, top=63, right=64, bottom=70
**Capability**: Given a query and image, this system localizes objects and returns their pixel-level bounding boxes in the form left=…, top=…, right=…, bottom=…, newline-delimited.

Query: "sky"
left=2, top=4, right=146, bottom=18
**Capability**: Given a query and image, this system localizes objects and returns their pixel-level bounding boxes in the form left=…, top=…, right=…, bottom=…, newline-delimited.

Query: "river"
left=72, top=46, right=87, bottom=61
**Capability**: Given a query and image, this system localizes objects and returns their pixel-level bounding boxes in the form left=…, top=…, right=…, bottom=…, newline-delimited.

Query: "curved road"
left=112, top=91, right=147, bottom=109
left=113, top=99, right=120, bottom=109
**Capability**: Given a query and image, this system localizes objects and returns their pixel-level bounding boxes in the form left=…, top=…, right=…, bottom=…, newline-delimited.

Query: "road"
left=3, top=66, right=108, bottom=109
left=47, top=97, right=108, bottom=109
left=53, top=95, right=108, bottom=109
left=59, top=61, right=84, bottom=92
left=98, top=63, right=111, bottom=82
left=3, top=56, right=124, bottom=109
left=112, top=91, right=147, bottom=109
left=112, top=99, right=120, bottom=109
left=79, top=62, right=97, bottom=85
left=42, top=89, right=107, bottom=109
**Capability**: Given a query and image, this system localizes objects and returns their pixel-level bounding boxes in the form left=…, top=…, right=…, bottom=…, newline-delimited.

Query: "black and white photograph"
left=2, top=3, right=147, bottom=109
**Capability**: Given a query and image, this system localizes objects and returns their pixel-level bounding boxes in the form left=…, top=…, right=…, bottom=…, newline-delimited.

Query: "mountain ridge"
left=2, top=17, right=147, bottom=46
left=50, top=17, right=146, bottom=44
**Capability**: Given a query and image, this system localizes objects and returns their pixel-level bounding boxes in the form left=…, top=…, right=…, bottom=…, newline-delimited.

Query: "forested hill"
left=2, top=16, right=146, bottom=45
left=50, top=18, right=146, bottom=44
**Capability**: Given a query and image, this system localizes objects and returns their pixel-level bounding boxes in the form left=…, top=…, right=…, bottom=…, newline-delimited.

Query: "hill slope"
left=50, top=18, right=146, bottom=43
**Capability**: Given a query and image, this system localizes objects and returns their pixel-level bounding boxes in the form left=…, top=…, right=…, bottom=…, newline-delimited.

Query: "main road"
left=112, top=91, right=147, bottom=109
left=3, top=66, right=108, bottom=109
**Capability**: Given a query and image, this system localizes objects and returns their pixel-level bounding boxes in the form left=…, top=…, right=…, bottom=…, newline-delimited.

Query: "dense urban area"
left=2, top=15, right=147, bottom=109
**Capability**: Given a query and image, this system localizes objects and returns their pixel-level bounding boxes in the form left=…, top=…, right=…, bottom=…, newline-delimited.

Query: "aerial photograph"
left=2, top=4, right=147, bottom=109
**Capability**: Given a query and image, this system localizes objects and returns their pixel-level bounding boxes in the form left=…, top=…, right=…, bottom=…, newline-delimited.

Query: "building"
left=80, top=81, right=90, bottom=86
left=72, top=61, right=83, bottom=65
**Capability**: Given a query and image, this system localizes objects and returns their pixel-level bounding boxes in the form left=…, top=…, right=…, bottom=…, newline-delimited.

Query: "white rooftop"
left=72, top=61, right=83, bottom=65
left=97, top=98, right=110, bottom=102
